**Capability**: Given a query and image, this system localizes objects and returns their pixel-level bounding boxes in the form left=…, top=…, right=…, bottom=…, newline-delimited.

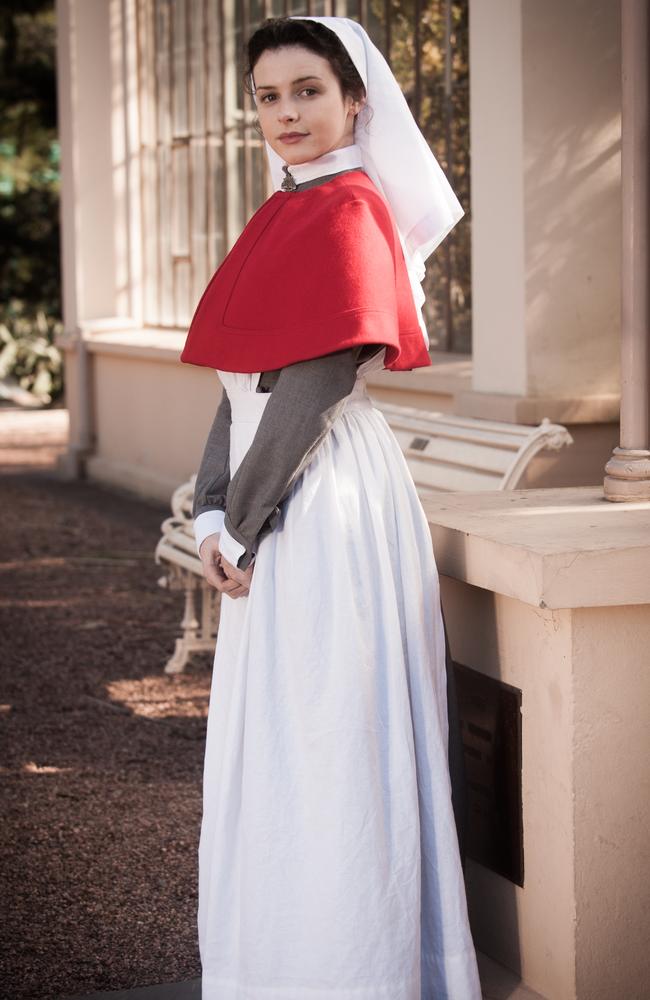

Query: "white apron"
left=198, top=348, right=482, bottom=1000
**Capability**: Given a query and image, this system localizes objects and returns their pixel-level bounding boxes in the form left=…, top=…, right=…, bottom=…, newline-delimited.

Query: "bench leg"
left=200, top=581, right=221, bottom=641
left=164, top=581, right=199, bottom=674
left=164, top=636, right=194, bottom=675
left=162, top=575, right=221, bottom=674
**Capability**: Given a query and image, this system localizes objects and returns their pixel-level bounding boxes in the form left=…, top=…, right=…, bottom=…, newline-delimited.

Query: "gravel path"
left=1, top=421, right=210, bottom=999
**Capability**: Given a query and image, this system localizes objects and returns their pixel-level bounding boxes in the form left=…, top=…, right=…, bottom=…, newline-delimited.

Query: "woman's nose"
left=277, top=100, right=297, bottom=122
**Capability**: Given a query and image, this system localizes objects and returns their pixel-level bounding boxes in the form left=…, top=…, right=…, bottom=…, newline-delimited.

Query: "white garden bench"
left=155, top=406, right=573, bottom=674
left=372, top=403, right=573, bottom=496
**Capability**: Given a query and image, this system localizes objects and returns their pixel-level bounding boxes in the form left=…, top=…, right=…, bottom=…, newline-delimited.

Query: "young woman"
left=181, top=15, right=482, bottom=1000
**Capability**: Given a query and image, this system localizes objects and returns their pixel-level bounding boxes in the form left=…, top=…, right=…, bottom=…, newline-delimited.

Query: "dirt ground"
left=0, top=411, right=212, bottom=999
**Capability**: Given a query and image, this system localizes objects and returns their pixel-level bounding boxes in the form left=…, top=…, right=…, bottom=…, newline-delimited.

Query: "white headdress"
left=255, top=15, right=465, bottom=349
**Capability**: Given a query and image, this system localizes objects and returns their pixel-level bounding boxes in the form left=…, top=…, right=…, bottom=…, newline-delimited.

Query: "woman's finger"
left=215, top=559, right=249, bottom=598
left=203, top=562, right=226, bottom=590
left=220, top=556, right=254, bottom=588
left=203, top=552, right=237, bottom=594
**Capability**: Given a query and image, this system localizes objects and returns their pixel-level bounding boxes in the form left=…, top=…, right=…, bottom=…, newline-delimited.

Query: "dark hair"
left=242, top=17, right=372, bottom=136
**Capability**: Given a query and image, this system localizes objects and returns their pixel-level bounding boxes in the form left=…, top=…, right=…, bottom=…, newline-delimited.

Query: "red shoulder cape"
left=179, top=170, right=432, bottom=373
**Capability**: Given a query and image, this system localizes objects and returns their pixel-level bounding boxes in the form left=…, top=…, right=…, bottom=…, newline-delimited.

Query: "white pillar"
left=55, top=0, right=141, bottom=475
left=604, top=0, right=650, bottom=501
left=464, top=0, right=621, bottom=422
left=57, top=0, right=119, bottom=327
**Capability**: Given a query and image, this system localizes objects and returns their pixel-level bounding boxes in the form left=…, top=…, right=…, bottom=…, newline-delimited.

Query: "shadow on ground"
left=0, top=417, right=211, bottom=999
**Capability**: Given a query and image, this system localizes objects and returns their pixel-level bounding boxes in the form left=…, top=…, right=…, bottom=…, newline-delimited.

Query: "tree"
left=0, top=0, right=61, bottom=317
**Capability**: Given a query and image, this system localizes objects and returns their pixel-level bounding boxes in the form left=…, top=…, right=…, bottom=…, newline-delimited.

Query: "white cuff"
left=218, top=523, right=247, bottom=567
left=194, top=509, right=226, bottom=557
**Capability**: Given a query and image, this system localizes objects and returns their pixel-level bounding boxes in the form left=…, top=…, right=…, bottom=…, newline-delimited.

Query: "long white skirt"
left=198, top=358, right=482, bottom=1000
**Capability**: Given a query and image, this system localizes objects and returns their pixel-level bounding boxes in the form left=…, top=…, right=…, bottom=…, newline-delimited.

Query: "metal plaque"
left=453, top=660, right=524, bottom=886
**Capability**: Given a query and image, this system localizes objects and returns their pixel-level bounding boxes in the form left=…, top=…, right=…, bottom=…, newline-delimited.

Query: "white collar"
left=283, top=142, right=364, bottom=186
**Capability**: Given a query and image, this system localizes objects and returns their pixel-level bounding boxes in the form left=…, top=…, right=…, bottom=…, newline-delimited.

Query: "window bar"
left=155, top=0, right=171, bottom=327
left=259, top=0, right=272, bottom=203
left=222, top=0, right=238, bottom=252
left=384, top=0, right=392, bottom=65
left=185, top=0, right=194, bottom=326
left=135, top=0, right=148, bottom=323
left=242, top=0, right=254, bottom=222
left=202, top=0, right=210, bottom=294
left=218, top=0, right=228, bottom=265
left=169, top=0, right=177, bottom=325
left=442, top=0, right=454, bottom=351
left=413, top=0, right=422, bottom=123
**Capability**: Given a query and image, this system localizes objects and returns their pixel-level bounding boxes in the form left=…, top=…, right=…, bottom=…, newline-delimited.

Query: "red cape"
left=180, top=170, right=432, bottom=373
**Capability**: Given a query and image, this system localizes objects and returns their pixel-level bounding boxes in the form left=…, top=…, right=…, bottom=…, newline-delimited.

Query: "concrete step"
left=61, top=951, right=548, bottom=1000
left=478, top=949, right=548, bottom=999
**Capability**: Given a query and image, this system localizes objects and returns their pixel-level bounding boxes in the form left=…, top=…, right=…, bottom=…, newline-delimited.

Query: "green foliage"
left=368, top=0, right=471, bottom=353
left=0, top=0, right=61, bottom=319
left=0, top=299, right=64, bottom=404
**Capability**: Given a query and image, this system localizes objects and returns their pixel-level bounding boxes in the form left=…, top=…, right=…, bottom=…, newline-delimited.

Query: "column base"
left=603, top=447, right=650, bottom=501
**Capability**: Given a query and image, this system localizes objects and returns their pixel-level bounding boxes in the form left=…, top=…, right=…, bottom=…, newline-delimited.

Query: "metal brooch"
left=281, top=164, right=298, bottom=192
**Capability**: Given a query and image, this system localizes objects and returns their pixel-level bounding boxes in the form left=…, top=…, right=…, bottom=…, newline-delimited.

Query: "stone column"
left=462, top=0, right=621, bottom=430
left=55, top=0, right=141, bottom=478
left=55, top=0, right=114, bottom=475
left=604, top=0, right=650, bottom=500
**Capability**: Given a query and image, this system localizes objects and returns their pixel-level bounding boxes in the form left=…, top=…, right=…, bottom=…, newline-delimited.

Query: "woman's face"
left=252, top=45, right=363, bottom=164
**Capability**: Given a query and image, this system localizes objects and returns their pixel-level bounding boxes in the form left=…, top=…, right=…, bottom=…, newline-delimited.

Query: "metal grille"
left=136, top=0, right=470, bottom=352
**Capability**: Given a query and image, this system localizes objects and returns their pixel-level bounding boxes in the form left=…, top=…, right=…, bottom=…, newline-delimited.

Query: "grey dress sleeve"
left=221, top=343, right=381, bottom=570
left=192, top=388, right=231, bottom=520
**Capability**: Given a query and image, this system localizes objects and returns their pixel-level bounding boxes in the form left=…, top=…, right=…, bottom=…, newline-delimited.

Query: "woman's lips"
left=279, top=133, right=309, bottom=144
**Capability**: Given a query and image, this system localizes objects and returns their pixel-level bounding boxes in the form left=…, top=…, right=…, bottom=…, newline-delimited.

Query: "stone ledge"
left=55, top=320, right=186, bottom=363
left=57, top=325, right=620, bottom=427
left=423, top=485, right=650, bottom=609
left=366, top=351, right=472, bottom=397
left=57, top=323, right=474, bottom=392
left=455, top=388, right=620, bottom=425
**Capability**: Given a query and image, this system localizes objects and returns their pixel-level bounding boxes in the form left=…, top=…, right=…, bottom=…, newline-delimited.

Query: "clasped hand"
left=199, top=533, right=253, bottom=599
